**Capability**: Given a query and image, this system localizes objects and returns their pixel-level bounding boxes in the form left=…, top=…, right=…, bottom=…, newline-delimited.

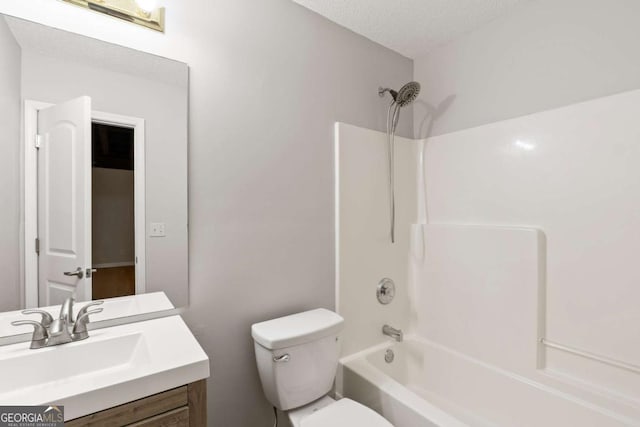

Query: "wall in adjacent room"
left=92, top=167, right=135, bottom=266
left=0, top=2, right=413, bottom=425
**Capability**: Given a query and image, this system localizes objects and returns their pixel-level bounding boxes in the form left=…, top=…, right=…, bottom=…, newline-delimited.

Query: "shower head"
left=378, top=81, right=421, bottom=107
left=395, top=81, right=420, bottom=106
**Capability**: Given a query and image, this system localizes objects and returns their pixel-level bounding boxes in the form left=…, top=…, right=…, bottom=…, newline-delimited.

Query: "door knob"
left=63, top=267, right=84, bottom=279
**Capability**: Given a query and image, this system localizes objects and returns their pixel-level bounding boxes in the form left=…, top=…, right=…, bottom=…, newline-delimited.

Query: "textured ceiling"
left=292, top=0, right=531, bottom=59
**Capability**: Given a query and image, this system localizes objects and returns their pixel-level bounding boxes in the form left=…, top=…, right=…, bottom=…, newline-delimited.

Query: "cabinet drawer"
left=66, top=386, right=188, bottom=426
left=127, top=407, right=189, bottom=427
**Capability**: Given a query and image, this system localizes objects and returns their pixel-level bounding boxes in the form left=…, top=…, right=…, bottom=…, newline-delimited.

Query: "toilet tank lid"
left=252, top=308, right=344, bottom=350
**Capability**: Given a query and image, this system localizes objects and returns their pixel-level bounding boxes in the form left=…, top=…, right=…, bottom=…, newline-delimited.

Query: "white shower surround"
left=335, top=123, right=419, bottom=357
left=335, top=89, right=640, bottom=426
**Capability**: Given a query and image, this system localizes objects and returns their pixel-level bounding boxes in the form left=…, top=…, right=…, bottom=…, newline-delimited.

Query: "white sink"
left=0, top=332, right=149, bottom=399
left=0, top=315, right=209, bottom=421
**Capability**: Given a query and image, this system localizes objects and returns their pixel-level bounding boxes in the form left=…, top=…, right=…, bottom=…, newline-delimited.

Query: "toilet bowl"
left=287, top=395, right=393, bottom=427
left=251, top=308, right=393, bottom=426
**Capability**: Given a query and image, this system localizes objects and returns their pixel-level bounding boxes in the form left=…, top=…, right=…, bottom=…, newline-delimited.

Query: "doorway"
left=23, top=99, right=146, bottom=308
left=91, top=123, right=135, bottom=299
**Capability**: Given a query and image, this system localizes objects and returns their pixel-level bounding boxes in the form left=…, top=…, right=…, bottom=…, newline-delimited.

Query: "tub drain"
left=384, top=349, right=395, bottom=363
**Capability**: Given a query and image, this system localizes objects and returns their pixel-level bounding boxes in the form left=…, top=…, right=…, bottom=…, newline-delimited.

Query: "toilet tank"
left=251, top=309, right=344, bottom=411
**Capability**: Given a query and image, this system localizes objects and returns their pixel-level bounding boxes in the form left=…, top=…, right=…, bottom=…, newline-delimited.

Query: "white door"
left=37, top=96, right=92, bottom=306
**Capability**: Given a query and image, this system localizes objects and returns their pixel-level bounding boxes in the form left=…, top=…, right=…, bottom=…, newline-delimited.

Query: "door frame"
left=23, top=100, right=146, bottom=307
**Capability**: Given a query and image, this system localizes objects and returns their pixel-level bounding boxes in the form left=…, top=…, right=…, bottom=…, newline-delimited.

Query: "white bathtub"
left=338, top=337, right=638, bottom=427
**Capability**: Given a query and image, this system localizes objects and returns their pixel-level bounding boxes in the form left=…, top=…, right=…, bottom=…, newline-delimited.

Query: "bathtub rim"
left=338, top=338, right=471, bottom=427
left=338, top=335, right=639, bottom=427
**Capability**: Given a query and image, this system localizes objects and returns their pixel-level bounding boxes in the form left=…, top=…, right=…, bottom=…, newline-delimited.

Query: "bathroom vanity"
left=0, top=315, right=209, bottom=423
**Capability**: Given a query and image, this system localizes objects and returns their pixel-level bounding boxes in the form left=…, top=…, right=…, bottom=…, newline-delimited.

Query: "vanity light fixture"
left=61, top=0, right=165, bottom=32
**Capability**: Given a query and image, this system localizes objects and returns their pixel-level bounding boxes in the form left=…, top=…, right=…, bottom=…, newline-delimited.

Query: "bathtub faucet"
left=382, top=324, right=403, bottom=342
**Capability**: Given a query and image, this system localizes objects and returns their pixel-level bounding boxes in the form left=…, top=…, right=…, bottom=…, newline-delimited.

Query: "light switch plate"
left=150, top=222, right=166, bottom=237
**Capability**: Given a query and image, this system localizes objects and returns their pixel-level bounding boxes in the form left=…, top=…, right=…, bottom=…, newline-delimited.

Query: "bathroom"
left=0, top=0, right=638, bottom=426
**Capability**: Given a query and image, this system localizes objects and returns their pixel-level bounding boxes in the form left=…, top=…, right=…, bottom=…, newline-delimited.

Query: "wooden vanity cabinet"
left=66, top=380, right=206, bottom=427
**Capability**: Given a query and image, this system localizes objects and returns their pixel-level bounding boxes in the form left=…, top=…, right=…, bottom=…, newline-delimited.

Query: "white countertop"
left=0, top=315, right=210, bottom=421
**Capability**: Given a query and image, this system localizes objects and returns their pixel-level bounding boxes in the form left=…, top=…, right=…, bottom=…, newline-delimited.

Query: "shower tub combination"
left=337, top=337, right=637, bottom=427
left=335, top=89, right=640, bottom=426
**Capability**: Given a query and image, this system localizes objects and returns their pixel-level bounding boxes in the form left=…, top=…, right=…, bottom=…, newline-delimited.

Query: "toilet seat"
left=299, top=398, right=393, bottom=427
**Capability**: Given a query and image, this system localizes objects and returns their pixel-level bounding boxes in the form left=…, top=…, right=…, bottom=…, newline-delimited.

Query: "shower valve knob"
left=377, top=278, right=396, bottom=304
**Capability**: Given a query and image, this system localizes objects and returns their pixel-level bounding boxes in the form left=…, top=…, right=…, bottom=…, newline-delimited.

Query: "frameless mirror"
left=0, top=14, right=189, bottom=336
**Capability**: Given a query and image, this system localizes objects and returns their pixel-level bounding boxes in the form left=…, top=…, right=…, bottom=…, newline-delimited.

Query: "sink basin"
left=0, top=315, right=209, bottom=421
left=0, top=332, right=149, bottom=402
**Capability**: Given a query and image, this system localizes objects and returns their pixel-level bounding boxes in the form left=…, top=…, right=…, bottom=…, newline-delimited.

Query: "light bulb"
left=135, top=0, right=157, bottom=13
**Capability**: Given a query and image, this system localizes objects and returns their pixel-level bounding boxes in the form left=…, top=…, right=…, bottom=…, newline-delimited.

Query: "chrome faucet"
left=47, top=315, right=74, bottom=346
left=382, top=324, right=403, bottom=342
left=12, top=298, right=104, bottom=349
left=59, top=297, right=75, bottom=325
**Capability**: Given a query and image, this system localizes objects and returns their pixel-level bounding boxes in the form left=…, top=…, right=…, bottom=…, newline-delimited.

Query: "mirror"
left=0, top=14, right=188, bottom=335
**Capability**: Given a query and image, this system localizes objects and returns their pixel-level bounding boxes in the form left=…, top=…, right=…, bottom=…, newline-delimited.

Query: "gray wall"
left=414, top=0, right=640, bottom=137
left=0, top=1, right=413, bottom=426
left=21, top=51, right=189, bottom=307
left=92, top=168, right=135, bottom=266
left=183, top=3, right=412, bottom=425
left=0, top=17, right=21, bottom=312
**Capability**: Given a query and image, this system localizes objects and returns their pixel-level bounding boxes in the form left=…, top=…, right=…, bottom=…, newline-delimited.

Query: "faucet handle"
left=72, top=308, right=103, bottom=341
left=11, top=320, right=48, bottom=349
left=76, top=307, right=103, bottom=324
left=21, top=309, right=54, bottom=328
left=75, top=301, right=104, bottom=323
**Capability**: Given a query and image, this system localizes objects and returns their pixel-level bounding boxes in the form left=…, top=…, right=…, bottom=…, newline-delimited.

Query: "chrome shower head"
left=378, top=81, right=421, bottom=107
left=395, top=81, right=420, bottom=107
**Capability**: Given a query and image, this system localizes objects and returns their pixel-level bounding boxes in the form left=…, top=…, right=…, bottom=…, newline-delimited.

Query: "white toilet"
left=251, top=308, right=393, bottom=427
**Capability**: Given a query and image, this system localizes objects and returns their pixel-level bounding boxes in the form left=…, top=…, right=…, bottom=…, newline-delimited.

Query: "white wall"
left=413, top=0, right=640, bottom=137
left=92, top=168, right=135, bottom=266
left=336, top=123, right=418, bottom=357
left=0, top=17, right=21, bottom=312
left=416, top=90, right=640, bottom=423
left=0, top=2, right=413, bottom=426
left=20, top=51, right=188, bottom=307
